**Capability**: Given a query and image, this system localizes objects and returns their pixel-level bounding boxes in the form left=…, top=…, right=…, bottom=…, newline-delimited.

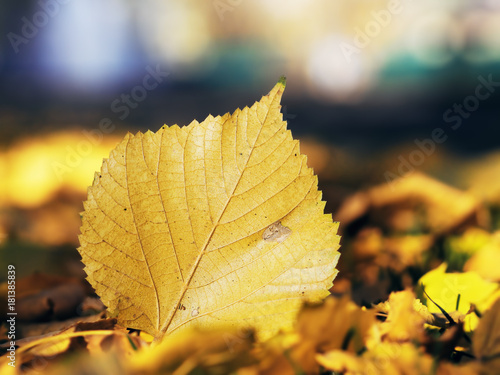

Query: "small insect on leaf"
left=262, top=221, right=292, bottom=243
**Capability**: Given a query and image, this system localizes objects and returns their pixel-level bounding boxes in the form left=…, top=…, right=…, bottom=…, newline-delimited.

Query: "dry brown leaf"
left=15, top=283, right=86, bottom=323
left=78, top=79, right=341, bottom=342
left=435, top=362, right=481, bottom=375
left=2, top=273, right=81, bottom=300
left=0, top=318, right=141, bottom=373
left=0, top=273, right=87, bottom=326
left=2, top=313, right=104, bottom=349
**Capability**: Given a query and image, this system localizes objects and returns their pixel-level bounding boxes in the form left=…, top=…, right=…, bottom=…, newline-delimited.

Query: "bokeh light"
left=407, top=12, right=463, bottom=67
left=306, top=34, right=374, bottom=101
left=40, top=0, right=135, bottom=90
left=0, top=132, right=123, bottom=208
left=136, top=0, right=212, bottom=72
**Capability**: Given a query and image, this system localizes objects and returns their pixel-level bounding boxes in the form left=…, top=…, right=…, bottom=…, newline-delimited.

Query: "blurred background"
left=1, top=0, right=500, bottom=301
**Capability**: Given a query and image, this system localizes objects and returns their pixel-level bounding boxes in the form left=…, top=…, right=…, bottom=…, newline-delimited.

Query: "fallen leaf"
left=316, top=349, right=365, bottom=374
left=0, top=318, right=139, bottom=372
left=370, top=294, right=469, bottom=360
left=39, top=352, right=126, bottom=375
left=336, top=172, right=485, bottom=235
left=436, top=362, right=481, bottom=375
left=129, top=328, right=256, bottom=375
left=374, top=290, right=431, bottom=342
left=1, top=313, right=104, bottom=349
left=291, top=295, right=376, bottom=373
left=2, top=272, right=81, bottom=299
left=457, top=151, right=500, bottom=206
left=444, top=227, right=491, bottom=271
left=15, top=283, right=86, bottom=323
left=382, top=234, right=434, bottom=271
left=351, top=227, right=383, bottom=260
left=473, top=296, right=500, bottom=374
left=78, top=78, right=341, bottom=342
left=446, top=228, right=491, bottom=259
left=0, top=273, right=88, bottom=326
left=250, top=333, right=299, bottom=375
left=418, top=263, right=500, bottom=331
left=317, top=342, right=435, bottom=375
left=464, top=231, right=500, bottom=281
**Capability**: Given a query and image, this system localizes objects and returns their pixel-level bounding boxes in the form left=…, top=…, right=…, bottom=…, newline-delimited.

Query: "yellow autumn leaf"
left=129, top=328, right=256, bottom=375
left=374, top=290, right=434, bottom=326
left=374, top=290, right=426, bottom=343
left=78, top=78, right=341, bottom=343
left=464, top=231, right=500, bottom=282
left=291, top=295, right=376, bottom=373
left=418, top=263, right=500, bottom=331
left=317, top=342, right=435, bottom=375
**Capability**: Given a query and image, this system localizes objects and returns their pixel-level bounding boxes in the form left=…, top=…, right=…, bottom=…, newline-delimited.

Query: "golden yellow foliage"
left=78, top=79, right=341, bottom=343
left=336, top=172, right=483, bottom=234
left=317, top=343, right=435, bottom=375
left=419, top=263, right=500, bottom=331
left=464, top=231, right=500, bottom=281
left=291, top=295, right=376, bottom=373
left=129, top=328, right=256, bottom=374
left=447, top=228, right=492, bottom=259
left=374, top=290, right=427, bottom=343
left=375, top=290, right=434, bottom=326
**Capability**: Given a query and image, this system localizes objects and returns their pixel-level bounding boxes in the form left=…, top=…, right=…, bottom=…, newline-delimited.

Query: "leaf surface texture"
left=78, top=81, right=340, bottom=341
